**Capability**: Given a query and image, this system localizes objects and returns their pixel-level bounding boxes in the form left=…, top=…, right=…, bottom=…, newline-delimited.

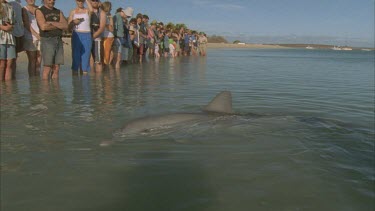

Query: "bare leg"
left=5, top=59, right=14, bottom=81
left=36, top=50, right=42, bottom=76
left=51, top=65, right=59, bottom=79
left=0, top=60, right=6, bottom=81
left=11, top=58, right=16, bottom=79
left=42, top=66, right=52, bottom=80
left=115, top=53, right=121, bottom=69
left=95, top=63, right=103, bottom=73
left=109, top=50, right=114, bottom=65
left=90, top=55, right=95, bottom=72
left=26, top=51, right=37, bottom=77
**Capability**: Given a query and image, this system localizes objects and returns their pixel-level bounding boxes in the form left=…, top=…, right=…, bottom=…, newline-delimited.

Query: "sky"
left=52, top=0, right=374, bottom=47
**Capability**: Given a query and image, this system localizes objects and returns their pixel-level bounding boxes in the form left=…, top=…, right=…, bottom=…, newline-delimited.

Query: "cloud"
left=192, top=1, right=245, bottom=10
left=192, top=0, right=212, bottom=6
left=213, top=4, right=245, bottom=10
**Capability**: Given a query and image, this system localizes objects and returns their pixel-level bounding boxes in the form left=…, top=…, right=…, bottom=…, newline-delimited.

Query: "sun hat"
left=122, top=7, right=134, bottom=17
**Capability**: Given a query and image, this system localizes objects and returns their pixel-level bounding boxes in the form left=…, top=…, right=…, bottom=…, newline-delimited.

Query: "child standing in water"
left=168, top=38, right=175, bottom=58
left=154, top=40, right=160, bottom=58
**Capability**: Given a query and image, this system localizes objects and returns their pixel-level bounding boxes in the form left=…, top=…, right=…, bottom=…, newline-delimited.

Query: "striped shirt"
left=0, top=2, right=15, bottom=45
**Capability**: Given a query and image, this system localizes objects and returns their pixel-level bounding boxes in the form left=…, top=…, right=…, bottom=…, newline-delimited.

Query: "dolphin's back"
left=118, top=91, right=233, bottom=136
left=204, top=91, right=232, bottom=114
left=121, top=113, right=207, bottom=134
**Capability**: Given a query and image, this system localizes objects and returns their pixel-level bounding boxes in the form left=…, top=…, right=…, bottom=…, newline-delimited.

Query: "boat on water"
left=341, top=47, right=352, bottom=51
left=306, top=46, right=315, bottom=49
left=332, top=46, right=342, bottom=50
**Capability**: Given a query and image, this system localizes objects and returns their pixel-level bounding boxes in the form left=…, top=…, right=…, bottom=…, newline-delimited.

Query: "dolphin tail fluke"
left=203, top=91, right=233, bottom=114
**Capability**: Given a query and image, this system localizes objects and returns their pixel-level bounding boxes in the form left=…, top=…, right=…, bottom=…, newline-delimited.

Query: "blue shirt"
left=184, top=34, right=189, bottom=43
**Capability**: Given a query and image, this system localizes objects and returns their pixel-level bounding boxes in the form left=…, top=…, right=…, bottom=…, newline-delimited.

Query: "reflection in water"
left=72, top=75, right=94, bottom=122
left=0, top=80, right=17, bottom=96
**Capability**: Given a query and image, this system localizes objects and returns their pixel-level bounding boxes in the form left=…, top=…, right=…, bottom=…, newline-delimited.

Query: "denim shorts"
left=0, top=44, right=16, bottom=59
left=41, top=37, right=64, bottom=66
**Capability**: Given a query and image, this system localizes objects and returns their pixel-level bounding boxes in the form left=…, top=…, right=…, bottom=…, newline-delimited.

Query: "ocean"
left=1, top=48, right=374, bottom=210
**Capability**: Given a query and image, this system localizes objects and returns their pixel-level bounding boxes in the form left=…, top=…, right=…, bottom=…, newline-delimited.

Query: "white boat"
left=332, top=46, right=342, bottom=50
left=341, top=47, right=352, bottom=51
left=306, top=46, right=315, bottom=49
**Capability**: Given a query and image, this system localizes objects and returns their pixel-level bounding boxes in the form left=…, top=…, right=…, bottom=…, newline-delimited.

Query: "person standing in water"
left=68, top=0, right=93, bottom=75
left=22, top=0, right=41, bottom=77
left=7, top=0, right=23, bottom=78
left=89, top=0, right=105, bottom=72
left=100, top=1, right=114, bottom=68
left=0, top=0, right=16, bottom=81
left=35, top=0, right=68, bottom=80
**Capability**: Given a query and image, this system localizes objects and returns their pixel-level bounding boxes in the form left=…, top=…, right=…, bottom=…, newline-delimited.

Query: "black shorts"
left=15, top=36, right=24, bottom=53
left=91, top=40, right=104, bottom=64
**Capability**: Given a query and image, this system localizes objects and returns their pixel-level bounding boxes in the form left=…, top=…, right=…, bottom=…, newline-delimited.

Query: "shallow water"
left=1, top=49, right=374, bottom=210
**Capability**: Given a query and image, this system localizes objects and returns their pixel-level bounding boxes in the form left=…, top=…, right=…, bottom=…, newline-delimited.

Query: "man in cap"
left=121, top=7, right=133, bottom=63
left=112, top=7, right=132, bottom=68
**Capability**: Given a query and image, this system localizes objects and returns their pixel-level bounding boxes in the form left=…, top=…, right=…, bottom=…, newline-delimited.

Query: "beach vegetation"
left=208, top=35, right=228, bottom=43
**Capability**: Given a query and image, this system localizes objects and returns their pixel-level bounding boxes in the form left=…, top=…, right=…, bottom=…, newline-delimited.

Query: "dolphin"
left=115, top=91, right=234, bottom=137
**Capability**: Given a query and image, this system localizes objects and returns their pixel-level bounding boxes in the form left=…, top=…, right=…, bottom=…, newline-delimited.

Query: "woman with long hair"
left=100, top=1, right=113, bottom=68
left=68, top=0, right=93, bottom=74
left=22, top=0, right=41, bottom=77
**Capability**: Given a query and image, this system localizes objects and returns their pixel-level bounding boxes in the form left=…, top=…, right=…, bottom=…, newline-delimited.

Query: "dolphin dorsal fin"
left=203, top=91, right=233, bottom=114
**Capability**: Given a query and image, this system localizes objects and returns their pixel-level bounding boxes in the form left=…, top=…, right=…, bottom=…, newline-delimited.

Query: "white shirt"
left=73, top=12, right=91, bottom=33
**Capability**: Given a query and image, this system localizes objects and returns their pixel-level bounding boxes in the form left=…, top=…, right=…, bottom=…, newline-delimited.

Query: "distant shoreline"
left=207, top=43, right=288, bottom=49
left=207, top=42, right=375, bottom=50
left=16, top=38, right=374, bottom=65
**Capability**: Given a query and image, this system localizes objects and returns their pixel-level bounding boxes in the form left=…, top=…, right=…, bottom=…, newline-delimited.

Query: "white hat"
left=122, top=7, right=134, bottom=17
